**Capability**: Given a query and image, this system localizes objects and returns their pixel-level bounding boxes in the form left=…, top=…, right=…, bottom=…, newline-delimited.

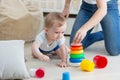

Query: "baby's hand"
left=38, top=54, right=50, bottom=61
left=57, top=61, right=68, bottom=68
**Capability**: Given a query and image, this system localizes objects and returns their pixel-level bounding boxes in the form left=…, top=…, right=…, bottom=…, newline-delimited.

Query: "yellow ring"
left=70, top=50, right=84, bottom=54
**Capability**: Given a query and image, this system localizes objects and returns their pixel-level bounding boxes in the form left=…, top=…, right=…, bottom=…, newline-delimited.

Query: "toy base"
left=67, top=55, right=80, bottom=67
left=68, top=62, right=80, bottom=67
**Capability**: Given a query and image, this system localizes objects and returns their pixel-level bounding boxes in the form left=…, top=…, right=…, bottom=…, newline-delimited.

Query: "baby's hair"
left=44, top=12, right=66, bottom=28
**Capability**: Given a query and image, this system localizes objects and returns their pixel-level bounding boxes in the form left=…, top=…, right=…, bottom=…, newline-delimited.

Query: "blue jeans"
left=70, top=0, right=120, bottom=56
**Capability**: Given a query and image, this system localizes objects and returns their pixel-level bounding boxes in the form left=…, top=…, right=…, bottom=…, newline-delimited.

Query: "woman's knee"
left=106, top=48, right=120, bottom=56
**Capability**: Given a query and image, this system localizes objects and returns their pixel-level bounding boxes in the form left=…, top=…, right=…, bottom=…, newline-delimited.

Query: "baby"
left=32, top=12, right=70, bottom=67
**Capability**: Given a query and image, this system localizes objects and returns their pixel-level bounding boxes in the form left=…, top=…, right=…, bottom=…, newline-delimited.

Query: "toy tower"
left=69, top=43, right=85, bottom=66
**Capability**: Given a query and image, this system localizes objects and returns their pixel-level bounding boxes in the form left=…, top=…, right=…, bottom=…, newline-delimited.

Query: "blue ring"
left=69, top=58, right=85, bottom=63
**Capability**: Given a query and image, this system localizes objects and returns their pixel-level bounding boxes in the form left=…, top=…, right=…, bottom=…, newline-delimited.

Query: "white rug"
left=24, top=41, right=120, bottom=80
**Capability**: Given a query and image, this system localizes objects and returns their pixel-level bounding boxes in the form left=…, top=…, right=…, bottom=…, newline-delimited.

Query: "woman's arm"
left=62, top=0, right=71, bottom=18
left=73, top=0, right=107, bottom=43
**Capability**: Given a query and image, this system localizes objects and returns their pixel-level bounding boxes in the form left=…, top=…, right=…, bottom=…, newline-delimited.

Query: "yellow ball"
left=80, top=59, right=95, bottom=72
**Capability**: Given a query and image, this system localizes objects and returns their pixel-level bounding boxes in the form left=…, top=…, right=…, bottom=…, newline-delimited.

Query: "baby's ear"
left=45, top=27, right=48, bottom=32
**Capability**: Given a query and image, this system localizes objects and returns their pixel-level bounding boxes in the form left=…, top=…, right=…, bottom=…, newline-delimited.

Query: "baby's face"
left=46, top=22, right=67, bottom=41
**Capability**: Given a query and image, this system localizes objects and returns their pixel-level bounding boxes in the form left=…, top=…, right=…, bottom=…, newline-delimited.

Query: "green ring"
left=70, top=53, right=84, bottom=58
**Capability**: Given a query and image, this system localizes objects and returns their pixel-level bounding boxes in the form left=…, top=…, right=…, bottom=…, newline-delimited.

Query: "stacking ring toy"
left=69, top=43, right=85, bottom=66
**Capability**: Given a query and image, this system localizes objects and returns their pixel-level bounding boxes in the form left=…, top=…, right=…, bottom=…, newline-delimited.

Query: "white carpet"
left=24, top=40, right=120, bottom=80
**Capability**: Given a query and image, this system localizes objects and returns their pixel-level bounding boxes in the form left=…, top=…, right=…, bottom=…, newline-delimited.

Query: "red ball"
left=93, top=55, right=108, bottom=68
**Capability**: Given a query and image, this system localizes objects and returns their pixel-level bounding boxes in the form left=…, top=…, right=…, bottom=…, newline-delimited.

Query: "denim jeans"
left=70, top=0, right=120, bottom=56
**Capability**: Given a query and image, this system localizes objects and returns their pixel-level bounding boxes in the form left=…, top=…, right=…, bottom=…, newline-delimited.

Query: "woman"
left=63, top=0, right=120, bottom=56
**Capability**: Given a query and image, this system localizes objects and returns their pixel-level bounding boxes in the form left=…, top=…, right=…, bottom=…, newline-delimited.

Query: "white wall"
left=30, top=0, right=120, bottom=35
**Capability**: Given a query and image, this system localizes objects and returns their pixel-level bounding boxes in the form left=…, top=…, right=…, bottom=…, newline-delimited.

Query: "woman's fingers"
left=73, top=31, right=82, bottom=43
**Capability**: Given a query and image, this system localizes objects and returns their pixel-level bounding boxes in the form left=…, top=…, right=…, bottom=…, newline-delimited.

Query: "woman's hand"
left=73, top=28, right=87, bottom=44
left=62, top=7, right=69, bottom=18
left=62, top=0, right=71, bottom=18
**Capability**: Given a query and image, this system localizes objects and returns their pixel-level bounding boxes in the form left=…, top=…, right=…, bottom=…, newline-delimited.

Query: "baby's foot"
left=38, top=54, right=50, bottom=61
left=57, top=61, right=68, bottom=67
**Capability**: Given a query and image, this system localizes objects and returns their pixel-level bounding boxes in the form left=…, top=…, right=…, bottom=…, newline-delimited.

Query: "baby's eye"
left=55, top=32, right=59, bottom=34
left=62, top=32, right=64, bottom=34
